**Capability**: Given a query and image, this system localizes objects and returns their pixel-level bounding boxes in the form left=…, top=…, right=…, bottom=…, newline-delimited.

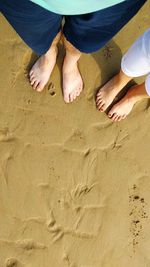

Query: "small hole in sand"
left=50, top=91, right=56, bottom=97
left=27, top=99, right=31, bottom=104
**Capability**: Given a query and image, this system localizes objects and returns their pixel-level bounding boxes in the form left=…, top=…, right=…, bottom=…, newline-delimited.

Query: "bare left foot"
left=108, top=96, right=135, bottom=122
left=62, top=58, right=83, bottom=103
left=29, top=47, right=58, bottom=92
left=108, top=83, right=149, bottom=122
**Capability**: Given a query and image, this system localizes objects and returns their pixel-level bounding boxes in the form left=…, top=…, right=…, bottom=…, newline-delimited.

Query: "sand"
left=0, top=2, right=150, bottom=267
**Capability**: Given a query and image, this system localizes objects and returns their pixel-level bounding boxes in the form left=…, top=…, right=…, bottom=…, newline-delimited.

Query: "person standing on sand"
left=0, top=0, right=147, bottom=103
left=96, top=28, right=150, bottom=122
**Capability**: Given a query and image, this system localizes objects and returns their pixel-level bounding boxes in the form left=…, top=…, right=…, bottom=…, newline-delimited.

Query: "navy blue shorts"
left=0, top=0, right=147, bottom=55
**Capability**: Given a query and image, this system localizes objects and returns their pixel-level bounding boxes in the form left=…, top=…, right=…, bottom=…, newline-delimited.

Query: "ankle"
left=125, top=86, right=144, bottom=104
left=65, top=49, right=81, bottom=63
left=118, top=70, right=132, bottom=85
left=63, top=54, right=79, bottom=72
left=111, top=70, right=132, bottom=95
left=48, top=45, right=58, bottom=55
left=43, top=46, right=58, bottom=62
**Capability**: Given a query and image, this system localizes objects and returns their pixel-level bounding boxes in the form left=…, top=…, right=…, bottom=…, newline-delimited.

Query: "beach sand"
left=0, top=2, right=150, bottom=267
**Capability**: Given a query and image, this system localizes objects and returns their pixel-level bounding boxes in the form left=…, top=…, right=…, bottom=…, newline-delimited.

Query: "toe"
left=36, top=82, right=45, bottom=92
left=71, top=91, right=76, bottom=100
left=73, top=93, right=77, bottom=100
left=97, top=101, right=105, bottom=111
left=111, top=113, right=117, bottom=121
left=122, top=115, right=126, bottom=120
left=96, top=99, right=103, bottom=106
left=97, top=91, right=101, bottom=97
left=30, top=77, right=36, bottom=85
left=99, top=102, right=105, bottom=111
left=69, top=92, right=74, bottom=102
left=99, top=104, right=105, bottom=112
left=117, top=116, right=122, bottom=122
left=29, top=73, right=35, bottom=81
left=108, top=113, right=112, bottom=118
left=30, top=78, right=36, bottom=86
left=76, top=90, right=80, bottom=97
left=108, top=110, right=114, bottom=118
left=96, top=95, right=102, bottom=102
left=76, top=87, right=82, bottom=97
left=33, top=80, right=39, bottom=90
left=64, top=92, right=70, bottom=103
left=75, top=89, right=80, bottom=98
left=29, top=70, right=34, bottom=77
left=114, top=115, right=120, bottom=122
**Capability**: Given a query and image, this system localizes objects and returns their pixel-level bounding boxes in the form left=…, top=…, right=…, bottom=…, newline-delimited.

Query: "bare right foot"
left=96, top=71, right=132, bottom=112
left=108, top=83, right=149, bottom=122
left=29, top=47, right=58, bottom=92
left=29, top=32, right=61, bottom=92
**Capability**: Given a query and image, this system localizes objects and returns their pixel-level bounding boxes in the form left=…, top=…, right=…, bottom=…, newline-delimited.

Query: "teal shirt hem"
left=30, top=0, right=126, bottom=15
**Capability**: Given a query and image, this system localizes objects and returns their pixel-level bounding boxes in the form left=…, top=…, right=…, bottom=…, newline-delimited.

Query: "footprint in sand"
left=5, top=258, right=23, bottom=267
left=39, top=152, right=104, bottom=242
left=10, top=42, right=27, bottom=88
left=46, top=209, right=64, bottom=242
left=103, top=44, right=113, bottom=60
left=48, top=82, right=56, bottom=97
left=129, top=184, right=148, bottom=253
left=64, top=129, right=86, bottom=150
left=63, top=253, right=77, bottom=267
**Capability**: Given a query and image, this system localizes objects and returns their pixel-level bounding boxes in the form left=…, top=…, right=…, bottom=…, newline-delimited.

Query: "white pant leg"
left=145, top=74, right=150, bottom=96
left=121, top=29, right=150, bottom=77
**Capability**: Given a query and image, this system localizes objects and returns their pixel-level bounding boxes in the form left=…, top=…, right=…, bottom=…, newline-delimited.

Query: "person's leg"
left=62, top=35, right=83, bottom=103
left=96, top=29, right=150, bottom=121
left=96, top=31, right=150, bottom=111
left=62, top=0, right=146, bottom=103
left=0, top=0, right=62, bottom=91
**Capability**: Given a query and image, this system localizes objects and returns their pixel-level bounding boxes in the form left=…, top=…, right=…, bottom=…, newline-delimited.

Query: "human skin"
left=29, top=32, right=83, bottom=103
left=96, top=71, right=149, bottom=121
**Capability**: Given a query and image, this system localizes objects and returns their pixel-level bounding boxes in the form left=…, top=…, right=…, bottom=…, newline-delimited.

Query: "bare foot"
left=29, top=47, right=58, bottom=92
left=108, top=83, right=149, bottom=122
left=62, top=59, right=83, bottom=103
left=108, top=96, right=135, bottom=122
left=96, top=71, right=132, bottom=112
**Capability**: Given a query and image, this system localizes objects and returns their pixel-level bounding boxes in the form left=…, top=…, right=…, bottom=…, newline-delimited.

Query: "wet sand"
left=0, top=1, right=150, bottom=266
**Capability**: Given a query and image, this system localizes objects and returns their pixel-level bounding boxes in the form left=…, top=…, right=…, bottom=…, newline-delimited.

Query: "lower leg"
left=96, top=70, right=132, bottom=111
left=108, top=82, right=149, bottom=122
left=29, top=31, right=61, bottom=92
left=62, top=35, right=83, bottom=103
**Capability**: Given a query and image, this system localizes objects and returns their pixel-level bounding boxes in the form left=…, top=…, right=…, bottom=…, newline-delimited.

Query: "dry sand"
left=0, top=2, right=150, bottom=267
